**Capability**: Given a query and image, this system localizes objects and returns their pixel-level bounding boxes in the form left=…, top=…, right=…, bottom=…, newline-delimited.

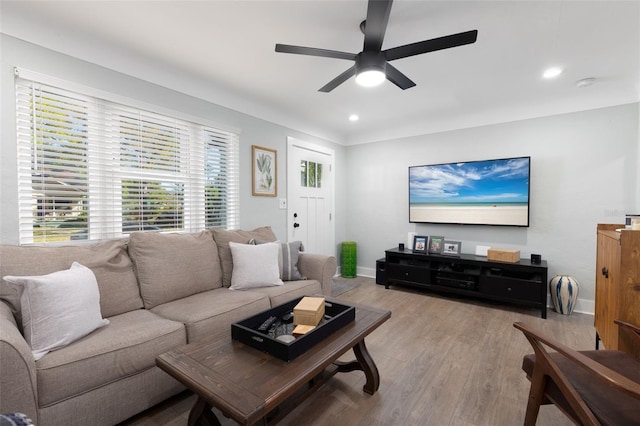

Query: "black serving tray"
left=231, top=297, right=356, bottom=361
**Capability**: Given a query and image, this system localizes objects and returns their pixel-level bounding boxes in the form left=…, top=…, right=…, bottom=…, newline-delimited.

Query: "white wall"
left=637, top=105, right=640, bottom=211
left=0, top=34, right=347, bottom=251
left=2, top=34, right=639, bottom=314
left=345, top=104, right=639, bottom=314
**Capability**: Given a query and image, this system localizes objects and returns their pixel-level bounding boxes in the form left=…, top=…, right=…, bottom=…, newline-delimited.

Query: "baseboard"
left=547, top=295, right=594, bottom=316
left=345, top=266, right=595, bottom=315
left=357, top=266, right=376, bottom=278
left=336, top=266, right=375, bottom=279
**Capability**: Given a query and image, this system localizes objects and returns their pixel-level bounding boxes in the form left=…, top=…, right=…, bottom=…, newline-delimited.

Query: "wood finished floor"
left=121, top=277, right=595, bottom=426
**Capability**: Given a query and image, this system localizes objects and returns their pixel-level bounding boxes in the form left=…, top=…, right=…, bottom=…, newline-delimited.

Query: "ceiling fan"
left=275, top=0, right=478, bottom=92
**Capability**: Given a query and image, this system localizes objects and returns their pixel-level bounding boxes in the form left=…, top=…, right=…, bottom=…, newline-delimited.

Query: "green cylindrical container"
left=341, top=241, right=357, bottom=278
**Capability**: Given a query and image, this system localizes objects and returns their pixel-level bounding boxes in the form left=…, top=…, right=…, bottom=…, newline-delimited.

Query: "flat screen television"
left=409, top=156, right=530, bottom=227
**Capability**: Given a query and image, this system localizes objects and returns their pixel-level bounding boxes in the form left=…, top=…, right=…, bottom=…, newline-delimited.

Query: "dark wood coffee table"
left=156, top=299, right=391, bottom=426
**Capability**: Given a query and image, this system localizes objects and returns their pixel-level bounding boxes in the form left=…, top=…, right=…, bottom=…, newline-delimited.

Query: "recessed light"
left=543, top=67, right=563, bottom=79
left=349, top=114, right=359, bottom=122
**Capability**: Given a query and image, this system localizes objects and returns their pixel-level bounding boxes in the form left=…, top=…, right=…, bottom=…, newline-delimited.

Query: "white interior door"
left=287, top=138, right=335, bottom=256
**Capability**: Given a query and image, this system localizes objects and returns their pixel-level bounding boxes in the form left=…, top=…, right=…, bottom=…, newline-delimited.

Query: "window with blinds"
left=15, top=75, right=239, bottom=244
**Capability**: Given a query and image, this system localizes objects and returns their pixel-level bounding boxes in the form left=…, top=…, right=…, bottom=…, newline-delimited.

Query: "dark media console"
left=377, top=248, right=548, bottom=318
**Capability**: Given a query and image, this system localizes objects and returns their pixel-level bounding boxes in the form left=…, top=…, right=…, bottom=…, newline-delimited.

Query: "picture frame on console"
left=443, top=241, right=462, bottom=256
left=412, top=235, right=429, bottom=254
left=428, top=236, right=444, bottom=254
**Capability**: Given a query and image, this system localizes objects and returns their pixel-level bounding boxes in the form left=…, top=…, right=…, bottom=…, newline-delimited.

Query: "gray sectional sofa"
left=0, top=226, right=337, bottom=426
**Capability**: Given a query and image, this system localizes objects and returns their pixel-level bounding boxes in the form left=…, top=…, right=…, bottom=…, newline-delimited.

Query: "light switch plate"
left=279, top=198, right=287, bottom=209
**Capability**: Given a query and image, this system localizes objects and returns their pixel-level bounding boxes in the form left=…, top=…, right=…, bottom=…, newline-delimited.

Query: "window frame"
left=15, top=68, right=239, bottom=245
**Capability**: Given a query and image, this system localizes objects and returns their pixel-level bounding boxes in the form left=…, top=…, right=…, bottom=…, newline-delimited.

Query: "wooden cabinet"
left=594, top=224, right=640, bottom=357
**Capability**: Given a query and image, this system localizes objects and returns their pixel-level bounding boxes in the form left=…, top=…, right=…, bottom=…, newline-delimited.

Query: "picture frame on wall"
left=412, top=235, right=429, bottom=254
left=442, top=240, right=462, bottom=256
left=252, top=145, right=277, bottom=197
left=428, top=236, right=444, bottom=254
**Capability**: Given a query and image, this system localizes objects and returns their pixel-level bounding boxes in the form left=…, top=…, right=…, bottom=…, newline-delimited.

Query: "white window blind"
left=15, top=74, right=239, bottom=244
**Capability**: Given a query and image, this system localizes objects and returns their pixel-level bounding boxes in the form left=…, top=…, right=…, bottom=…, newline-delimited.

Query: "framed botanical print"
left=252, top=145, right=277, bottom=196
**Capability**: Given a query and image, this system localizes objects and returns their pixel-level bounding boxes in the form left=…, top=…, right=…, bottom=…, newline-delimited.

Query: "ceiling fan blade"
left=318, top=66, right=357, bottom=92
left=275, top=44, right=356, bottom=61
left=362, top=0, right=393, bottom=52
left=385, top=63, right=416, bottom=90
left=384, top=30, right=478, bottom=61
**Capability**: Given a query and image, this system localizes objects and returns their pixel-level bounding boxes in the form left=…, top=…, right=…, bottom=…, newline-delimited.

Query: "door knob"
left=293, top=223, right=300, bottom=228
left=601, top=267, right=609, bottom=278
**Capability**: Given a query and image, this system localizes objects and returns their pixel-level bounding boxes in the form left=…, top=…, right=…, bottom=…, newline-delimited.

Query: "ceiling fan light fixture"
left=275, top=0, right=478, bottom=92
left=356, top=69, right=386, bottom=87
left=355, top=51, right=386, bottom=87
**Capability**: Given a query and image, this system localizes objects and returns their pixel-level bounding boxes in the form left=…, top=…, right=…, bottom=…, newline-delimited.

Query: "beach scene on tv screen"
left=409, top=157, right=530, bottom=226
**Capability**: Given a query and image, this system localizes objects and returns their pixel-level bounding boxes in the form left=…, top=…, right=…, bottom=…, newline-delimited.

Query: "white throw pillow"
left=229, top=241, right=283, bottom=290
left=3, top=262, right=110, bottom=360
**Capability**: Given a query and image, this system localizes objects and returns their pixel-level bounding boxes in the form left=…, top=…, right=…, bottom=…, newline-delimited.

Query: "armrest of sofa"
left=0, top=301, right=38, bottom=423
left=297, top=253, right=337, bottom=296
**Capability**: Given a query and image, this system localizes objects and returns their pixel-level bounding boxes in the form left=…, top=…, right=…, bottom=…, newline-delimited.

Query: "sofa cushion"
left=36, top=309, right=185, bottom=407
left=248, top=279, right=322, bottom=307
left=0, top=239, right=142, bottom=322
left=229, top=242, right=283, bottom=290
left=4, top=262, right=110, bottom=360
left=128, top=231, right=222, bottom=309
left=210, top=226, right=277, bottom=287
left=150, top=288, right=271, bottom=343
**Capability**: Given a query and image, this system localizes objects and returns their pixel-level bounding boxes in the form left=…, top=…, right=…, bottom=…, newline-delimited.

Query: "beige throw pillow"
left=210, top=226, right=277, bottom=287
left=228, top=241, right=283, bottom=290
left=3, top=262, right=110, bottom=360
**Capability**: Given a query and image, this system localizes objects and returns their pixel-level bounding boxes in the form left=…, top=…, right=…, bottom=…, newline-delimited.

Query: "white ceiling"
left=2, top=0, right=639, bottom=145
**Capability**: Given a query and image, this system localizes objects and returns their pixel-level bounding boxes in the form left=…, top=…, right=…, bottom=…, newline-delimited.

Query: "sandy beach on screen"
left=410, top=205, right=528, bottom=226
